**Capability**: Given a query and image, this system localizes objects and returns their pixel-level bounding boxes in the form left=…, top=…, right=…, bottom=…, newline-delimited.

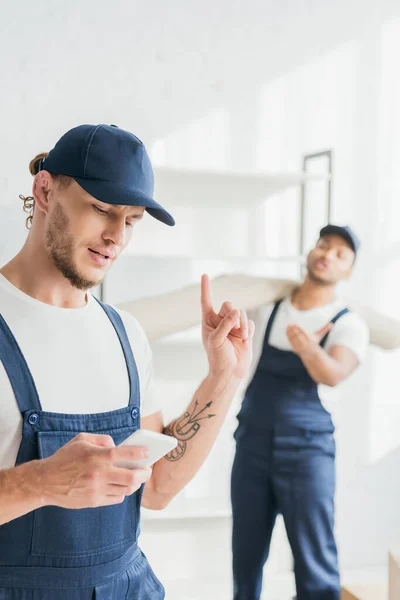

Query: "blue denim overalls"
left=0, top=300, right=164, bottom=599
left=231, top=300, right=349, bottom=600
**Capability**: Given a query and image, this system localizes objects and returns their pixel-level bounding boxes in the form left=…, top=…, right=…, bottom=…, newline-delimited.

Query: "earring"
left=19, top=194, right=35, bottom=229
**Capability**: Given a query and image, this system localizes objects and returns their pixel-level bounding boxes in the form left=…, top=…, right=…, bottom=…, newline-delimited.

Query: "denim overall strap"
left=320, top=308, right=350, bottom=348
left=264, top=300, right=283, bottom=345
left=0, top=314, right=42, bottom=413
left=94, top=299, right=140, bottom=411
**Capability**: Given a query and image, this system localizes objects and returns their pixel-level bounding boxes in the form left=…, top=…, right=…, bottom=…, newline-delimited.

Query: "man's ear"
left=32, top=171, right=53, bottom=215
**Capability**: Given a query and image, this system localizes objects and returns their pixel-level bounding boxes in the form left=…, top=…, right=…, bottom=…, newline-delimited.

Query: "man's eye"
left=94, top=205, right=108, bottom=215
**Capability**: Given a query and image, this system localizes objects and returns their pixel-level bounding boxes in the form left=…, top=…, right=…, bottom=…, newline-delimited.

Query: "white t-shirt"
left=0, top=274, right=159, bottom=469
left=246, top=297, right=369, bottom=418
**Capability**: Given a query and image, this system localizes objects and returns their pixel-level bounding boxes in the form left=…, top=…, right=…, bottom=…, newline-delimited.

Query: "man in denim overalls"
left=232, top=226, right=369, bottom=600
left=0, top=124, right=254, bottom=599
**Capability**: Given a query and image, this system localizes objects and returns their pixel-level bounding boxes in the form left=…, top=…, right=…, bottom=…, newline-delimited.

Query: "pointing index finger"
left=201, top=274, right=214, bottom=316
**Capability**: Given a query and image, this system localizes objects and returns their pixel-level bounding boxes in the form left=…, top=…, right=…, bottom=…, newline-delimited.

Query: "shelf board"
left=141, top=492, right=233, bottom=521
left=122, top=253, right=305, bottom=262
left=141, top=507, right=231, bottom=521
left=153, top=166, right=330, bottom=206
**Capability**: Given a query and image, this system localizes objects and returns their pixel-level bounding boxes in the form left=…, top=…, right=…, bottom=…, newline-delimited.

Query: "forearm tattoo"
left=163, top=399, right=216, bottom=461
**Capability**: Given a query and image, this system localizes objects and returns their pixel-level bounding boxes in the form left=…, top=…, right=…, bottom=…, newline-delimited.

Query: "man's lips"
left=314, top=260, right=329, bottom=271
left=88, top=248, right=116, bottom=260
left=88, top=248, right=117, bottom=266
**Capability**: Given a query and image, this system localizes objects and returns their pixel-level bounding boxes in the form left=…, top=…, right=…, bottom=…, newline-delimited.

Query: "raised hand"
left=200, top=274, right=255, bottom=381
left=286, top=322, right=332, bottom=356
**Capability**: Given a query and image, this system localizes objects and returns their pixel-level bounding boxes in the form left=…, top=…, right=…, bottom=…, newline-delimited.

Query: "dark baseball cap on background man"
left=319, top=224, right=360, bottom=254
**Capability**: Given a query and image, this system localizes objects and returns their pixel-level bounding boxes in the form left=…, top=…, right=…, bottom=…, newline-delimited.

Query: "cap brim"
left=320, top=225, right=356, bottom=253
left=74, top=178, right=175, bottom=226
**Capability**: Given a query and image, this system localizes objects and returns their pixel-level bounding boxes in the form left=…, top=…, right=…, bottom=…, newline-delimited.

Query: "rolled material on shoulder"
left=116, top=274, right=400, bottom=350
left=345, top=299, right=400, bottom=350
left=117, top=274, right=295, bottom=341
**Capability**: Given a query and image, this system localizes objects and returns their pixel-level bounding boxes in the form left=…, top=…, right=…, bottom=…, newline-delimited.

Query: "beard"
left=44, top=202, right=100, bottom=291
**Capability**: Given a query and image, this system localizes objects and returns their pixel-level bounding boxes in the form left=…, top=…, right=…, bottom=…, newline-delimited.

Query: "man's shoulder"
left=330, top=303, right=369, bottom=349
left=95, top=305, right=152, bottom=374
left=334, top=301, right=368, bottom=331
left=109, top=306, right=147, bottom=339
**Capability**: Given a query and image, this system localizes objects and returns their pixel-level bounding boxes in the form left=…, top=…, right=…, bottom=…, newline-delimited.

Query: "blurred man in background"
left=231, top=225, right=369, bottom=600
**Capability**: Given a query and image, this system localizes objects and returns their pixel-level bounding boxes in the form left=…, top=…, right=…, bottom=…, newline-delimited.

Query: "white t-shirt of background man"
left=246, top=297, right=369, bottom=418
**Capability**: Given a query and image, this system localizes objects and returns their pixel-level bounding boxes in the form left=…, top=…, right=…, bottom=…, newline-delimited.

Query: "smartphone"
left=115, top=429, right=178, bottom=469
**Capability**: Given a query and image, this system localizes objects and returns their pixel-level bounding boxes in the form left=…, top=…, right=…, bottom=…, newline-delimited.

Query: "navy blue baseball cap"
left=319, top=224, right=360, bottom=254
left=38, top=124, right=175, bottom=226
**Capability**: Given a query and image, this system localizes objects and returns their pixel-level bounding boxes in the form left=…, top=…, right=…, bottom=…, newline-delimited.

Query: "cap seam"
left=83, top=125, right=102, bottom=178
left=74, top=177, right=154, bottom=192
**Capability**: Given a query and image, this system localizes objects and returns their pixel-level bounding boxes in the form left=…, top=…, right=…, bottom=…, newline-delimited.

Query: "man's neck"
left=291, top=277, right=336, bottom=311
left=0, top=240, right=88, bottom=309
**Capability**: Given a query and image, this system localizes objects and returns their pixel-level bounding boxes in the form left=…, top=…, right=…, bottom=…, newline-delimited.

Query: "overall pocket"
left=31, top=428, right=138, bottom=558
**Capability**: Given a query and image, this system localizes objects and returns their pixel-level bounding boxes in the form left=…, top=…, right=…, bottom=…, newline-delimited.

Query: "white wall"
left=1, top=0, right=399, bottom=584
